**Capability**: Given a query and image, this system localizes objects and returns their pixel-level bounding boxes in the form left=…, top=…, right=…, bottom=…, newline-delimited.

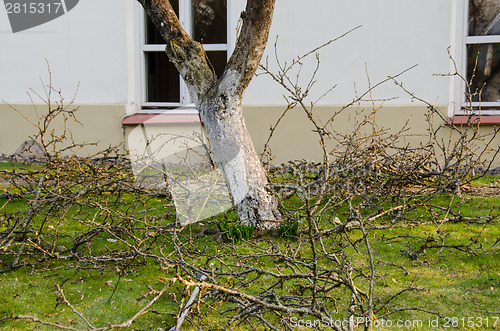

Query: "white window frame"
left=137, top=0, right=230, bottom=113
left=449, top=0, right=500, bottom=117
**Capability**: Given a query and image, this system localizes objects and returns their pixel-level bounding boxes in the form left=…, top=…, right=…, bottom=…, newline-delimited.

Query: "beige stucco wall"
left=1, top=103, right=498, bottom=169
left=243, top=105, right=500, bottom=169
left=0, top=104, right=125, bottom=157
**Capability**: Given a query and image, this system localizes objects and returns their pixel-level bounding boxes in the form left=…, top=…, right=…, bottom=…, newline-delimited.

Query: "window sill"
left=446, top=115, right=500, bottom=126
left=122, top=113, right=201, bottom=125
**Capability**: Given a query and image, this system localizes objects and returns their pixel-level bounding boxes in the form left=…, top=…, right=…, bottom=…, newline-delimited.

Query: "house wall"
left=3, top=102, right=499, bottom=168
left=0, top=104, right=125, bottom=156
left=2, top=1, right=498, bottom=167
left=0, top=0, right=130, bottom=155
left=233, top=0, right=454, bottom=107
left=243, top=105, right=500, bottom=168
left=0, top=0, right=129, bottom=104
left=1, top=1, right=453, bottom=106
left=122, top=104, right=500, bottom=168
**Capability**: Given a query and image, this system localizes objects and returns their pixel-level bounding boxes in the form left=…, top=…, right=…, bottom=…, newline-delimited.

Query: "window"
left=465, top=0, right=500, bottom=109
left=141, top=0, right=228, bottom=109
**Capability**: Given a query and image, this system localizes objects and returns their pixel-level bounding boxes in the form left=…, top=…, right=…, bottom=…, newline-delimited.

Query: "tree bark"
left=201, top=88, right=281, bottom=229
left=137, top=0, right=282, bottom=228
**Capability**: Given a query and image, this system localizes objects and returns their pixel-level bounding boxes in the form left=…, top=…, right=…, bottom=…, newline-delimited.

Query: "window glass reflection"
left=467, top=43, right=500, bottom=102
left=468, top=0, right=500, bottom=36
left=206, top=51, right=227, bottom=77
left=192, top=0, right=227, bottom=44
left=146, top=52, right=180, bottom=103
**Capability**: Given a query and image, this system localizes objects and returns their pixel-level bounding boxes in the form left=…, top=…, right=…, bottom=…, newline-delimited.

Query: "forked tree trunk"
left=138, top=0, right=282, bottom=228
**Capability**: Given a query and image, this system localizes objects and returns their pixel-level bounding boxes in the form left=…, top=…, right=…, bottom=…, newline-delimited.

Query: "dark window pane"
left=192, top=0, right=227, bottom=44
left=145, top=0, right=179, bottom=44
left=206, top=51, right=227, bottom=77
left=466, top=43, right=500, bottom=102
left=468, top=0, right=500, bottom=36
left=146, top=52, right=180, bottom=103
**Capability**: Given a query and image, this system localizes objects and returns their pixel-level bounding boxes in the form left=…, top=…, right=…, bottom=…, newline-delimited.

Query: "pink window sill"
left=122, top=113, right=201, bottom=125
left=446, top=115, right=500, bottom=126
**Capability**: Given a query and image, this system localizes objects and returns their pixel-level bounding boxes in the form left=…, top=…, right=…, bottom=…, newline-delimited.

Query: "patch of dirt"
left=464, top=186, right=500, bottom=196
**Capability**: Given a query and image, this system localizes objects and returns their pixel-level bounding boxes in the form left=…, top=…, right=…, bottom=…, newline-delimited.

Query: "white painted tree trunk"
left=201, top=83, right=281, bottom=229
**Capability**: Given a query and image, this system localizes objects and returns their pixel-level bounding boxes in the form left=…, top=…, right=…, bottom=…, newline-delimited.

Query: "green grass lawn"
left=0, top=165, right=498, bottom=330
left=0, top=161, right=44, bottom=172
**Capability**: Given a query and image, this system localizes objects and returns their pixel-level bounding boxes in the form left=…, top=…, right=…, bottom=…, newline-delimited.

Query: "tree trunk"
left=201, top=90, right=281, bottom=229
left=138, top=0, right=282, bottom=228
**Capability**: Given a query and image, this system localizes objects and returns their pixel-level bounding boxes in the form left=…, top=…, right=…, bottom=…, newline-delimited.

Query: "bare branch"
left=224, top=0, right=276, bottom=95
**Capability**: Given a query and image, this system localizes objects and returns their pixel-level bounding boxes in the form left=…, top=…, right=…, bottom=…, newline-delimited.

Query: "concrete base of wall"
left=0, top=104, right=125, bottom=157
left=1, top=103, right=499, bottom=168
left=243, top=105, right=500, bottom=168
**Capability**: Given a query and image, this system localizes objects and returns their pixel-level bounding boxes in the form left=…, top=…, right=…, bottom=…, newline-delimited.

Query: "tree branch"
left=223, top=0, right=276, bottom=95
